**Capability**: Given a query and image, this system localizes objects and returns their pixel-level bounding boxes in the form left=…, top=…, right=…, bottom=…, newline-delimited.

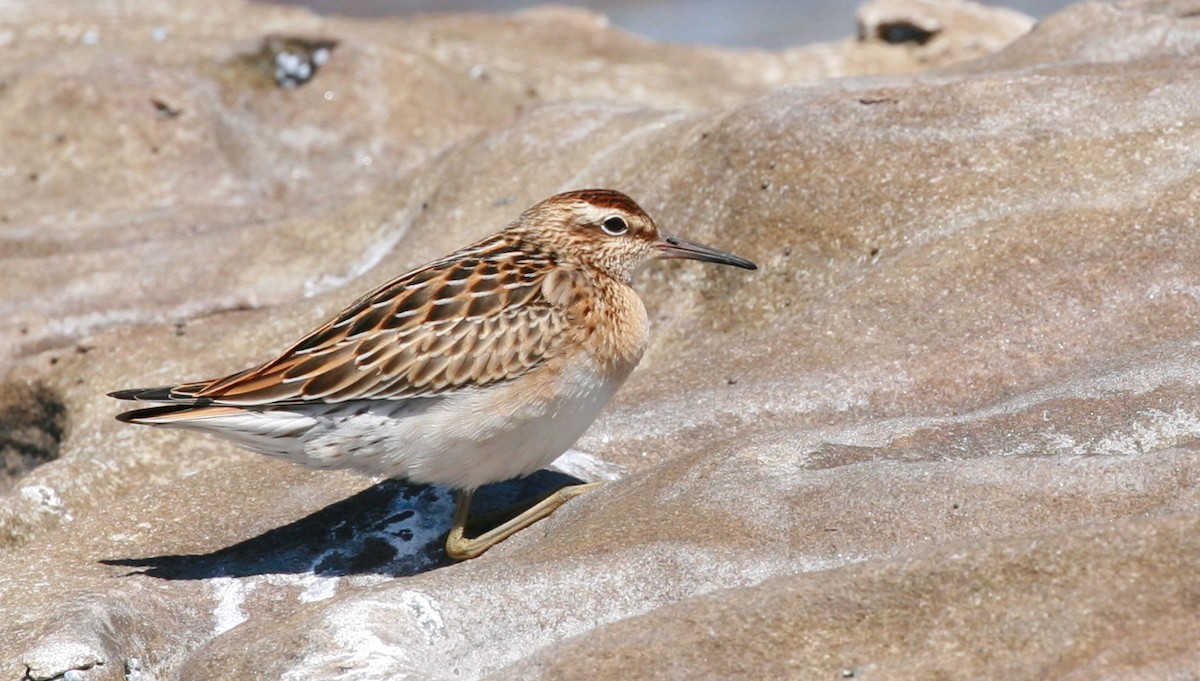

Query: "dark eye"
left=601, top=215, right=628, bottom=236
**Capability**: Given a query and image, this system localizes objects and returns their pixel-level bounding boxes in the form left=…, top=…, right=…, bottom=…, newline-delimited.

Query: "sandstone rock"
left=4, top=0, right=1199, bottom=679
left=0, top=0, right=1005, bottom=366
left=501, top=512, right=1200, bottom=680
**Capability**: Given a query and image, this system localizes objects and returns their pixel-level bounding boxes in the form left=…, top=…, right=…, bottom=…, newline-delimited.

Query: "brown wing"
left=170, top=236, right=568, bottom=406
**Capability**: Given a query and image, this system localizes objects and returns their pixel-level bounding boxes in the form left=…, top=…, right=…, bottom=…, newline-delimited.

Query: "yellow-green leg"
left=444, top=482, right=603, bottom=560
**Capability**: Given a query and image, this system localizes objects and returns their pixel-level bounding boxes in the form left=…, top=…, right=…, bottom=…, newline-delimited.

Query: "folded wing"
left=113, top=236, right=569, bottom=408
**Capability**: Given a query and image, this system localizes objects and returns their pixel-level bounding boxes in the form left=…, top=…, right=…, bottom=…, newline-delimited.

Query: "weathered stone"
left=4, top=0, right=1199, bottom=679
left=0, top=0, right=995, bottom=367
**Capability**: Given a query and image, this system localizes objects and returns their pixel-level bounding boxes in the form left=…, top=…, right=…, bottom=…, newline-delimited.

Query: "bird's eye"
left=601, top=216, right=628, bottom=236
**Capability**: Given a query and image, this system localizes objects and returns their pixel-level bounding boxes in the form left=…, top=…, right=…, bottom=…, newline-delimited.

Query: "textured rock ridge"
left=3, top=0, right=1199, bottom=679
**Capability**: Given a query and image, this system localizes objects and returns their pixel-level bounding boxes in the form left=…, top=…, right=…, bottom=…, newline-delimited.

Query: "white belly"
left=293, top=357, right=629, bottom=489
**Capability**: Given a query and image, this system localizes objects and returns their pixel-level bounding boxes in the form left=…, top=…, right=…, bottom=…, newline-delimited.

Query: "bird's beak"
left=655, top=233, right=758, bottom=270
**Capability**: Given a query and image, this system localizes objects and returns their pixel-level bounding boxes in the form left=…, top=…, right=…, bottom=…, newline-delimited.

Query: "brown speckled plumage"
left=110, top=189, right=757, bottom=559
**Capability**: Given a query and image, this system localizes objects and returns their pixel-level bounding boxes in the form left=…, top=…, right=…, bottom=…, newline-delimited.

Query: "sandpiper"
left=111, top=189, right=757, bottom=559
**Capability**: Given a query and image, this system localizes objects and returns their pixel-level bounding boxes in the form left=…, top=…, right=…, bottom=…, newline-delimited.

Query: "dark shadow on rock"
left=100, top=469, right=583, bottom=580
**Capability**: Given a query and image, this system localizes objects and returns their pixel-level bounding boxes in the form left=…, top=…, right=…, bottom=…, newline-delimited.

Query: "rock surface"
left=2, top=0, right=1199, bottom=679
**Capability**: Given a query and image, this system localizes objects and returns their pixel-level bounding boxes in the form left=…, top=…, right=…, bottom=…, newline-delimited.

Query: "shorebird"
left=111, top=189, right=757, bottom=559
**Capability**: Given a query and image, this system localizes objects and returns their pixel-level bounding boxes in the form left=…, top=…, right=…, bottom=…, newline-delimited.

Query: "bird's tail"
left=113, top=403, right=232, bottom=425
left=108, top=386, right=179, bottom=402
left=108, top=385, right=217, bottom=425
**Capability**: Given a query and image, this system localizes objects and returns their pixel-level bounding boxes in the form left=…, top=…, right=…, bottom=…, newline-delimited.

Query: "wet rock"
left=0, top=382, right=65, bottom=494
left=857, top=0, right=1033, bottom=58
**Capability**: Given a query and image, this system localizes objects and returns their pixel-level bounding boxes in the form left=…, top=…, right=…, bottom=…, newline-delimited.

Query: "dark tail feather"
left=115, top=404, right=198, bottom=424
left=109, top=386, right=216, bottom=426
left=108, top=386, right=180, bottom=401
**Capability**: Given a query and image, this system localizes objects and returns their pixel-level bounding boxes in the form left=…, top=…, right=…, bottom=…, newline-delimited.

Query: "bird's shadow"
left=100, top=470, right=582, bottom=580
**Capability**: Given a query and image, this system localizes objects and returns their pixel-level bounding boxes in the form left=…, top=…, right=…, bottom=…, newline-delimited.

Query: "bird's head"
left=511, top=189, right=757, bottom=282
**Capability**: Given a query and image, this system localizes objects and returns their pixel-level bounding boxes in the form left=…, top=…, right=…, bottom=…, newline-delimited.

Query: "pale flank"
left=111, top=189, right=757, bottom=559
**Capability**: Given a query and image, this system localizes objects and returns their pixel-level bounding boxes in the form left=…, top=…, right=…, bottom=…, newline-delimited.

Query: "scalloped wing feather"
left=169, top=236, right=570, bottom=406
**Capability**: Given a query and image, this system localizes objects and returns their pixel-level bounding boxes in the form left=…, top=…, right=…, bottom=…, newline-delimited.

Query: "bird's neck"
left=545, top=266, right=648, bottom=376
